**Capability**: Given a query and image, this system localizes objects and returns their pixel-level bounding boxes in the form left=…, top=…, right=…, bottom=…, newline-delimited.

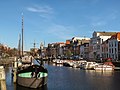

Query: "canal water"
left=4, top=62, right=120, bottom=90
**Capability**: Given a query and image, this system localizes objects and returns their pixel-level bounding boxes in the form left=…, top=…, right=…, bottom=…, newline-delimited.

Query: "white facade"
left=72, top=37, right=90, bottom=41
left=89, top=31, right=116, bottom=60
left=108, top=38, right=119, bottom=61
left=72, top=37, right=90, bottom=45
left=60, top=44, right=65, bottom=56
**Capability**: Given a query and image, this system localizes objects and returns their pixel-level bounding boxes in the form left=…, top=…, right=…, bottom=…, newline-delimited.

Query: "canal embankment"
left=0, top=66, right=7, bottom=90
left=0, top=57, right=14, bottom=67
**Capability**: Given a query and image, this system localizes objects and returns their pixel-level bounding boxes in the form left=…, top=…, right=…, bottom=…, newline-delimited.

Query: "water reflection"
left=4, top=62, right=120, bottom=90
left=4, top=66, right=48, bottom=90
left=85, top=70, right=114, bottom=76
left=53, top=63, right=63, bottom=67
left=95, top=71, right=113, bottom=76
left=16, top=84, right=48, bottom=90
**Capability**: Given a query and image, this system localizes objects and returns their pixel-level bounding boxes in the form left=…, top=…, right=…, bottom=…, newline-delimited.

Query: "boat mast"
left=18, top=34, right=21, bottom=57
left=21, top=13, right=24, bottom=57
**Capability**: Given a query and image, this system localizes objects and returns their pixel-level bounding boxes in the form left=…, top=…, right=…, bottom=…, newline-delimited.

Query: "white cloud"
left=47, top=24, right=75, bottom=39
left=26, top=5, right=54, bottom=19
left=27, top=5, right=53, bottom=14
left=86, top=9, right=118, bottom=28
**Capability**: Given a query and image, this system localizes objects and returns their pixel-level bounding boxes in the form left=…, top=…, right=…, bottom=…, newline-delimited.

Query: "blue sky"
left=0, top=0, right=120, bottom=50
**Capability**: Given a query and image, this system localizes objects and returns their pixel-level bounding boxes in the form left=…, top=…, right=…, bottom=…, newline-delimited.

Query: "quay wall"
left=0, top=57, right=14, bottom=66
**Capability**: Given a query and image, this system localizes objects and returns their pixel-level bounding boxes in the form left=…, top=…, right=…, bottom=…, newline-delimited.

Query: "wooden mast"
left=18, top=34, right=21, bottom=57
left=21, top=13, right=24, bottom=57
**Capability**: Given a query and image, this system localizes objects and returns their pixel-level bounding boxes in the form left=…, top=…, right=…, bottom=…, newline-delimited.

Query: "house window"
left=112, top=48, right=113, bottom=53
left=115, top=48, right=116, bottom=53
left=115, top=42, right=116, bottom=47
left=109, top=43, right=111, bottom=47
left=109, top=49, right=111, bottom=53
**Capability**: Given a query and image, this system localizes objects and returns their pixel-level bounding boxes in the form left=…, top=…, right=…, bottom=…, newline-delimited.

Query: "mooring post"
left=0, top=66, right=7, bottom=90
left=13, top=57, right=18, bottom=83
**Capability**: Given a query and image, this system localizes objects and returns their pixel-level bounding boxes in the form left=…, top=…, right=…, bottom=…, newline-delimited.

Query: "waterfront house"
left=89, top=31, right=117, bottom=60
left=71, top=37, right=90, bottom=59
left=108, top=32, right=120, bottom=61
left=80, top=43, right=89, bottom=60
left=46, top=42, right=65, bottom=59
left=101, top=39, right=109, bottom=61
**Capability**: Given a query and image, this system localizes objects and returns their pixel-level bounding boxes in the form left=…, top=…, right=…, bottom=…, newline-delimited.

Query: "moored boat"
left=83, top=61, right=97, bottom=70
left=94, top=64, right=114, bottom=71
left=94, top=58, right=115, bottom=71
left=73, top=62, right=80, bottom=68
left=17, top=64, right=48, bottom=88
left=63, top=60, right=74, bottom=67
left=56, top=59, right=63, bottom=64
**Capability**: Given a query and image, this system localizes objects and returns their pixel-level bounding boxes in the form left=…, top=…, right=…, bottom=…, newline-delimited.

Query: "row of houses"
left=89, top=31, right=120, bottom=61
left=45, top=31, right=120, bottom=61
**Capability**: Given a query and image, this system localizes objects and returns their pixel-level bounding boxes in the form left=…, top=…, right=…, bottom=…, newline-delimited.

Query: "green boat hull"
left=17, top=73, right=48, bottom=88
left=17, top=65, right=48, bottom=88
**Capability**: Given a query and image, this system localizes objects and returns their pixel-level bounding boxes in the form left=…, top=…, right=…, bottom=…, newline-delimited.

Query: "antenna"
left=33, top=40, right=36, bottom=49
left=31, top=40, right=38, bottom=50
left=44, top=40, right=45, bottom=47
left=40, top=42, right=44, bottom=50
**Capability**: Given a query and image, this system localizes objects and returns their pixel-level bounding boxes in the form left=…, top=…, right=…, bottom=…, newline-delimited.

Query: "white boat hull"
left=94, top=65, right=113, bottom=71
